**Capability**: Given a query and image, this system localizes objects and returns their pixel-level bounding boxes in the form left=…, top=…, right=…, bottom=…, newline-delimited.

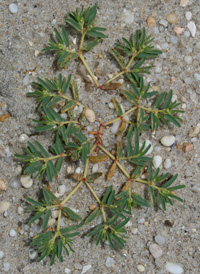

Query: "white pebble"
left=159, top=19, right=168, bottom=27
left=0, top=201, right=10, bottom=213
left=153, top=155, right=162, bottom=168
left=78, top=105, right=83, bottom=114
left=19, top=134, right=28, bottom=142
left=187, top=21, right=196, bottom=37
left=14, top=166, right=22, bottom=176
left=58, top=185, right=66, bottom=195
left=67, top=166, right=72, bottom=173
left=20, top=175, right=33, bottom=188
left=184, top=55, right=192, bottom=65
left=17, top=206, right=24, bottom=215
left=85, top=108, right=95, bottom=123
left=138, top=218, right=145, bottom=224
left=180, top=0, right=189, bottom=7
left=29, top=249, right=38, bottom=260
left=10, top=229, right=16, bottom=237
left=51, top=209, right=59, bottom=219
left=9, top=3, right=18, bottom=13
left=185, top=11, right=192, bottom=20
left=51, top=19, right=57, bottom=25
left=155, top=63, right=162, bottom=73
left=3, top=262, right=10, bottom=272
left=123, top=10, right=134, bottom=24
left=75, top=167, right=81, bottom=174
left=81, top=265, right=92, bottom=274
left=92, top=163, right=98, bottom=173
left=47, top=218, right=56, bottom=227
left=172, top=94, right=177, bottom=102
left=144, top=140, right=153, bottom=155
left=23, top=74, right=29, bottom=86
left=194, top=73, right=200, bottom=81
left=105, top=256, right=115, bottom=268
left=34, top=50, right=40, bottom=57
left=160, top=135, right=175, bottom=147
left=149, top=243, right=163, bottom=258
left=137, top=265, right=145, bottom=272
left=164, top=158, right=171, bottom=169
left=165, top=262, right=183, bottom=274
left=182, top=103, right=186, bottom=109
left=96, top=215, right=103, bottom=225
left=110, top=120, right=121, bottom=134
left=0, top=180, right=6, bottom=191
left=155, top=235, right=165, bottom=245
left=65, top=268, right=71, bottom=274
left=109, top=102, right=114, bottom=109
left=0, top=251, right=4, bottom=259
left=184, top=30, right=190, bottom=37
left=189, top=126, right=200, bottom=137
left=131, top=227, right=138, bottom=234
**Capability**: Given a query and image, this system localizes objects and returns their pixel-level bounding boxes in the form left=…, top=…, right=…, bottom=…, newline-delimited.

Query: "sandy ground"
left=0, top=0, right=200, bottom=273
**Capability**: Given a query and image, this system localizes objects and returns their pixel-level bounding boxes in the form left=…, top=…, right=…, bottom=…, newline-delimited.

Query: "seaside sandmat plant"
left=16, top=5, right=185, bottom=265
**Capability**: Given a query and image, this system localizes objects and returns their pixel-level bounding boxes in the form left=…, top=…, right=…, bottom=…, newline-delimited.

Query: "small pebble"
left=67, top=166, right=72, bottom=173
left=164, top=158, right=171, bottom=169
left=34, top=50, right=40, bottom=57
left=75, top=167, right=81, bottom=174
left=155, top=235, right=165, bottom=245
left=96, top=215, right=103, bottom=225
left=92, top=163, right=98, bottom=173
left=89, top=204, right=96, bottom=210
left=174, top=26, right=184, bottom=35
left=182, top=103, right=186, bottom=110
left=159, top=19, right=168, bottom=27
left=0, top=201, right=10, bottom=213
left=20, top=175, right=33, bottom=188
left=123, top=10, right=134, bottom=24
left=137, top=265, right=145, bottom=272
left=144, top=140, right=153, bottom=155
left=194, top=73, right=200, bottom=81
left=74, top=263, right=82, bottom=270
left=185, top=11, right=192, bottom=20
left=51, top=19, right=57, bottom=25
left=160, top=136, right=175, bottom=147
left=58, top=185, right=66, bottom=195
left=29, top=249, right=38, bottom=260
left=109, top=102, right=114, bottom=109
left=0, top=180, right=6, bottom=191
left=23, top=74, right=29, bottom=86
left=17, top=206, right=24, bottom=215
left=51, top=209, right=59, bottom=219
left=19, top=134, right=28, bottom=143
left=65, top=268, right=71, bottom=274
left=0, top=113, right=11, bottom=122
left=146, top=16, right=156, bottom=29
left=9, top=178, right=20, bottom=189
left=110, top=120, right=121, bottom=134
left=153, top=155, right=162, bottom=168
left=3, top=262, right=10, bottom=272
left=149, top=243, right=163, bottom=258
left=166, top=12, right=178, bottom=24
left=105, top=256, right=115, bottom=268
left=183, top=143, right=193, bottom=152
left=9, top=3, right=18, bottom=14
left=47, top=218, right=56, bottom=227
left=180, top=0, right=189, bottom=7
left=131, top=227, right=138, bottom=234
left=165, top=262, right=183, bottom=274
left=138, top=218, right=145, bottom=224
left=14, top=166, right=22, bottom=176
left=184, top=30, right=190, bottom=37
left=187, top=21, right=196, bottom=37
left=184, top=55, right=192, bottom=65
left=81, top=265, right=92, bottom=274
left=189, top=126, right=200, bottom=137
left=85, top=108, right=95, bottom=123
left=0, top=250, right=4, bottom=259
left=10, top=229, right=16, bottom=237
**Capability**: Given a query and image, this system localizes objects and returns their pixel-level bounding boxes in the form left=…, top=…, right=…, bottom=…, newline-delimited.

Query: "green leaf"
left=87, top=224, right=103, bottom=237
left=61, top=100, right=75, bottom=113
left=72, top=80, right=79, bottom=100
left=154, top=92, right=165, bottom=108
left=84, top=38, right=101, bottom=52
left=29, top=211, right=45, bottom=224
left=82, top=142, right=90, bottom=165
left=120, top=89, right=137, bottom=104
left=102, top=186, right=112, bottom=204
left=26, top=198, right=44, bottom=207
left=162, top=174, right=178, bottom=188
left=62, top=207, right=82, bottom=221
left=84, top=208, right=101, bottom=224
left=165, top=114, right=181, bottom=127
left=54, top=28, right=63, bottom=44
left=149, top=186, right=156, bottom=205
left=62, top=74, right=71, bottom=94
left=163, top=89, right=173, bottom=109
left=132, top=193, right=149, bottom=207
left=111, top=233, right=125, bottom=248
left=34, top=141, right=49, bottom=157
left=110, top=48, right=125, bottom=69
left=158, top=193, right=166, bottom=210
left=112, top=98, right=123, bottom=116
left=61, top=27, right=69, bottom=47
left=106, top=231, right=114, bottom=249
left=86, top=29, right=107, bottom=38
left=167, top=185, right=185, bottom=191
left=86, top=172, right=103, bottom=183
left=43, top=209, right=51, bottom=230
left=58, top=239, right=63, bottom=258
left=65, top=18, right=82, bottom=32
left=114, top=218, right=130, bottom=230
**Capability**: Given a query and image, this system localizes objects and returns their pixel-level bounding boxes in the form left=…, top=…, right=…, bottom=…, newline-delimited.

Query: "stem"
left=135, top=178, right=159, bottom=190
left=104, top=106, right=137, bottom=126
left=57, top=209, right=62, bottom=231
left=39, top=153, right=69, bottom=163
left=85, top=181, right=101, bottom=204
left=105, top=71, right=125, bottom=84
left=57, top=92, right=84, bottom=106
left=98, top=144, right=130, bottom=179
left=101, top=207, right=107, bottom=223
left=79, top=32, right=86, bottom=51
left=60, top=181, right=83, bottom=206
left=79, top=54, right=100, bottom=87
